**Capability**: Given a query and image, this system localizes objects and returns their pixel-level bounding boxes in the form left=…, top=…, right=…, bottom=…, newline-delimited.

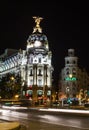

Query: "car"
left=84, top=103, right=89, bottom=107
left=52, top=102, right=60, bottom=107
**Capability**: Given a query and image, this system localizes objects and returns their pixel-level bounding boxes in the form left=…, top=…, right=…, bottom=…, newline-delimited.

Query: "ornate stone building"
left=60, top=49, right=89, bottom=98
left=0, top=17, right=53, bottom=104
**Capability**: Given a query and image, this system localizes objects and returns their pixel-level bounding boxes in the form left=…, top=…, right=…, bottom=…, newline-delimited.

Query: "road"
left=0, top=107, right=89, bottom=130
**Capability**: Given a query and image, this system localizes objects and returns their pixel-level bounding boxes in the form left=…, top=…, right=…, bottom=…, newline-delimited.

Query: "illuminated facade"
left=0, top=17, right=53, bottom=104
left=60, top=49, right=89, bottom=98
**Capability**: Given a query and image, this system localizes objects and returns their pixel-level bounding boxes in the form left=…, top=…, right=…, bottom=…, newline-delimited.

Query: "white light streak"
left=39, top=108, right=89, bottom=114
left=2, top=106, right=28, bottom=110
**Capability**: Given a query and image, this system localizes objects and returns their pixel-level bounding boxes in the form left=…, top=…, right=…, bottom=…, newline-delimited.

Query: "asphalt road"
left=0, top=108, right=89, bottom=130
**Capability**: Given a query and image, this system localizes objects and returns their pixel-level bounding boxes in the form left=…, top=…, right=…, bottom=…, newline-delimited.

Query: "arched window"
left=67, top=60, right=69, bottom=64
left=38, top=79, right=42, bottom=86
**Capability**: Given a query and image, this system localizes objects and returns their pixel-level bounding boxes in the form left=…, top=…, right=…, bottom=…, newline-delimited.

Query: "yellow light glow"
left=11, top=76, right=14, bottom=81
left=69, top=74, right=72, bottom=78
left=15, top=95, right=19, bottom=99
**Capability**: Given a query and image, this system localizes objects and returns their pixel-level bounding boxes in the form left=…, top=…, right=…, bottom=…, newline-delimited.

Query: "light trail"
left=2, top=106, right=28, bottom=109
left=39, top=108, right=89, bottom=114
left=1, top=105, right=89, bottom=115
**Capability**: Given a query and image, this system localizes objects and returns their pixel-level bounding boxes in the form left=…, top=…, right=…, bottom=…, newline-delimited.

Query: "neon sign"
left=65, top=77, right=77, bottom=81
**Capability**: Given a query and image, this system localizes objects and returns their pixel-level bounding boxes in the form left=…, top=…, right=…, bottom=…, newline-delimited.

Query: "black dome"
left=27, top=33, right=49, bottom=50
left=27, top=33, right=48, bottom=43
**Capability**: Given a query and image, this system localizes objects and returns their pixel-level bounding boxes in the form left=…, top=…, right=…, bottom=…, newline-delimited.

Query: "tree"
left=0, top=73, right=22, bottom=99
left=0, top=76, right=7, bottom=98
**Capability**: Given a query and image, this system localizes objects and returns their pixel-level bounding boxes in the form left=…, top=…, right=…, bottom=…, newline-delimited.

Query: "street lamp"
left=69, top=74, right=72, bottom=78
left=10, top=76, right=15, bottom=98
left=10, top=76, right=15, bottom=81
left=15, top=94, right=19, bottom=99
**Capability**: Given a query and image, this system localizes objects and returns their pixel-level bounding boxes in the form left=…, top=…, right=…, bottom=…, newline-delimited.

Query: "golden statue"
left=33, top=16, right=43, bottom=33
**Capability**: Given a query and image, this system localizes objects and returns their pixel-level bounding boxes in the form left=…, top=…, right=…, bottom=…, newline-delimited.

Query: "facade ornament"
left=33, top=16, right=43, bottom=33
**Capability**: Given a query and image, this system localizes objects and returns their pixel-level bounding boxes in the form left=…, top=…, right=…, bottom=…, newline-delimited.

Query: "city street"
left=0, top=107, right=89, bottom=130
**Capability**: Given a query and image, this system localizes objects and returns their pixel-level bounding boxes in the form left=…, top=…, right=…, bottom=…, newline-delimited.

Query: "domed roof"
left=26, top=16, right=49, bottom=51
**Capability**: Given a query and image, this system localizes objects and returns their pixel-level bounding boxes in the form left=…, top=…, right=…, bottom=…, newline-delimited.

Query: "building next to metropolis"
left=60, top=49, right=89, bottom=99
left=0, top=16, right=53, bottom=104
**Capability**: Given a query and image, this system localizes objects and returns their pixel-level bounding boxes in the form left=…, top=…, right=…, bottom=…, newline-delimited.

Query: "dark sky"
left=0, top=1, right=89, bottom=86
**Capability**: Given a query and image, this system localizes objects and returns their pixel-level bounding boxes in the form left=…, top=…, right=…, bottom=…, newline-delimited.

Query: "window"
left=38, top=79, right=42, bottom=86
left=39, top=58, right=41, bottom=63
left=31, top=57, right=33, bottom=63
left=37, top=90, right=43, bottom=95
left=38, top=69, right=42, bottom=76
left=66, top=71, right=69, bottom=75
left=28, top=90, right=33, bottom=95
left=47, top=90, right=51, bottom=96
left=73, top=60, right=76, bottom=64
left=72, top=68, right=76, bottom=75
left=67, top=61, right=69, bottom=64
left=66, top=68, right=69, bottom=75
left=30, top=79, right=33, bottom=85
left=30, top=69, right=33, bottom=76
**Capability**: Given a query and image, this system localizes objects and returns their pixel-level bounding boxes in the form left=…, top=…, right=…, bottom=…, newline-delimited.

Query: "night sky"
left=0, top=1, right=89, bottom=86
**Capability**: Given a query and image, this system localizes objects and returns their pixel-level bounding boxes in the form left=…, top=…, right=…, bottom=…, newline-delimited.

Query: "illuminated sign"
left=65, top=77, right=77, bottom=81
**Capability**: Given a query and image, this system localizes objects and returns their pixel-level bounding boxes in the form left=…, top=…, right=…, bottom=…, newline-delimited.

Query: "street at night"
left=0, top=107, right=89, bottom=130
left=0, top=1, right=89, bottom=130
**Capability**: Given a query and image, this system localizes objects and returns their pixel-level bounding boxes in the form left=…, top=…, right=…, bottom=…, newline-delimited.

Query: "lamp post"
left=10, top=76, right=15, bottom=98
left=79, top=89, right=83, bottom=105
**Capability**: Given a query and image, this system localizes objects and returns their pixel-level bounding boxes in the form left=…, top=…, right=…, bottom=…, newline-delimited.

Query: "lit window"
left=47, top=90, right=51, bottom=96
left=30, top=80, right=33, bottom=85
left=38, top=79, right=42, bottom=86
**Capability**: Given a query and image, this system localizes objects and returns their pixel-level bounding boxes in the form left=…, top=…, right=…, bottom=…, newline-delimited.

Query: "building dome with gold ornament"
left=27, top=16, right=49, bottom=51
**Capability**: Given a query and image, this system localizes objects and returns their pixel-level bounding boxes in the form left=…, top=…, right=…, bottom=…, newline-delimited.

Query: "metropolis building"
left=0, top=17, right=53, bottom=104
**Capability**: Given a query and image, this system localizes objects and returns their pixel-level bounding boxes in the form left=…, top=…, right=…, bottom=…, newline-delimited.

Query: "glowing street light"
left=10, top=76, right=15, bottom=81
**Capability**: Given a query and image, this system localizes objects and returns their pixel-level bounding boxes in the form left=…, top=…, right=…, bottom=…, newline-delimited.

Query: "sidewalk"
left=0, top=121, right=21, bottom=130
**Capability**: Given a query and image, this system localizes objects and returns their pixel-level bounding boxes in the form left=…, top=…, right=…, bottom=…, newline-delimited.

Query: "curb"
left=0, top=122, right=21, bottom=130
